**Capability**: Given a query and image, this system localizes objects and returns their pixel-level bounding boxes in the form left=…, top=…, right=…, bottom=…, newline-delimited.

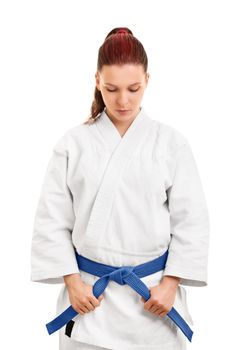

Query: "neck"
left=105, top=108, right=141, bottom=136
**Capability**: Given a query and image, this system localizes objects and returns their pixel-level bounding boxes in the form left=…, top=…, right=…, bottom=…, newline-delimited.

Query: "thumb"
left=98, top=295, right=104, bottom=301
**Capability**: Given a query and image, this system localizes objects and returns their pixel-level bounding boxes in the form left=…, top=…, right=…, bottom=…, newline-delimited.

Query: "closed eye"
left=107, top=88, right=140, bottom=93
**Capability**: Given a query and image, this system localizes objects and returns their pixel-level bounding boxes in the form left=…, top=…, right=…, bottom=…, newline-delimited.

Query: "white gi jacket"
left=31, top=106, right=209, bottom=350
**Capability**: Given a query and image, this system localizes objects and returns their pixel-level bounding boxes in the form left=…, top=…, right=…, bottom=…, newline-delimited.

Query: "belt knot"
left=109, top=266, right=134, bottom=285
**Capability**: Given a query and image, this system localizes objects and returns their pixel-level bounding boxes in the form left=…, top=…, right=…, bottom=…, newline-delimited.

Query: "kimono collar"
left=95, top=106, right=151, bottom=152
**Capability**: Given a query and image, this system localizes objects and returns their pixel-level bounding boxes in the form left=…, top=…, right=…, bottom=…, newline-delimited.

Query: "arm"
left=142, top=140, right=209, bottom=317
left=163, top=141, right=210, bottom=287
left=30, top=141, right=80, bottom=284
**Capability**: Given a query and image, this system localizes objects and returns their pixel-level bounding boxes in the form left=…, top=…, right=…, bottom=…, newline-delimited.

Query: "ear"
left=145, top=72, right=150, bottom=85
left=95, top=71, right=100, bottom=91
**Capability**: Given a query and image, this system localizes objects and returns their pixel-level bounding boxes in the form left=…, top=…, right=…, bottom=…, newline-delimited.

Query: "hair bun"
left=117, top=28, right=129, bottom=34
left=105, top=27, right=133, bottom=40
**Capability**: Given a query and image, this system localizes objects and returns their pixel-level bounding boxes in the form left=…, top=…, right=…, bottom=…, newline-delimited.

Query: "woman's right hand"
left=63, top=273, right=104, bottom=315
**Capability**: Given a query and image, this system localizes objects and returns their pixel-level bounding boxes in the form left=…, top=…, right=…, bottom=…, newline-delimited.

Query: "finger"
left=84, top=300, right=95, bottom=311
left=148, top=304, right=155, bottom=312
left=73, top=305, right=85, bottom=315
left=144, top=302, right=151, bottom=311
left=156, top=306, right=167, bottom=315
left=82, top=306, right=91, bottom=314
left=86, top=287, right=101, bottom=307
left=150, top=306, right=160, bottom=313
left=95, top=295, right=104, bottom=306
left=144, top=299, right=153, bottom=310
left=158, top=310, right=167, bottom=318
left=89, top=296, right=100, bottom=307
left=148, top=302, right=160, bottom=311
left=79, top=306, right=88, bottom=314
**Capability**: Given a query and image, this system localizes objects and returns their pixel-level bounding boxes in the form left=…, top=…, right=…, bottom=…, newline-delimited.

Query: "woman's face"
left=95, top=64, right=149, bottom=123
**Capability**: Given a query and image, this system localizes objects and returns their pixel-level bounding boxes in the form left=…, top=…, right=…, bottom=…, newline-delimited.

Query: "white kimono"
left=31, top=106, right=209, bottom=350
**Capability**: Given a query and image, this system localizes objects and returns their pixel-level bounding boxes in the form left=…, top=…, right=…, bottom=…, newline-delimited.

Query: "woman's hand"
left=63, top=273, right=104, bottom=315
left=141, top=276, right=180, bottom=318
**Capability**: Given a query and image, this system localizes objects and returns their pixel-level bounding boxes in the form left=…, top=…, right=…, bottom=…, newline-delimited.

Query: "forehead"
left=99, top=64, right=145, bottom=86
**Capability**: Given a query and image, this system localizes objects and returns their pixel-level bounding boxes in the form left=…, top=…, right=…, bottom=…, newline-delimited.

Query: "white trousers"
left=59, top=332, right=186, bottom=350
left=59, top=320, right=187, bottom=350
left=59, top=331, right=110, bottom=350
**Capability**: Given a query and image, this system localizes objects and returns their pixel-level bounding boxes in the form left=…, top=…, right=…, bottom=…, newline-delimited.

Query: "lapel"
left=95, top=107, right=122, bottom=153
left=81, top=106, right=153, bottom=251
left=95, top=106, right=150, bottom=152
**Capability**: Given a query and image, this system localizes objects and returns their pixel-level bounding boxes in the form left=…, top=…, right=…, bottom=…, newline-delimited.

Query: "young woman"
left=31, top=27, right=209, bottom=350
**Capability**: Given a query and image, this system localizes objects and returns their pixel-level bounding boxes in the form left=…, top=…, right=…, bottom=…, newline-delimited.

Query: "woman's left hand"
left=141, top=276, right=180, bottom=318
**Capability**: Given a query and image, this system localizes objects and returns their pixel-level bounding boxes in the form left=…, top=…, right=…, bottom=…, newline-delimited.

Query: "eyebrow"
left=104, top=82, right=142, bottom=87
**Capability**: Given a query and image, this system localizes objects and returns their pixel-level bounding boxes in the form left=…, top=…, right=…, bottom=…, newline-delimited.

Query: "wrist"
left=63, top=273, right=82, bottom=287
left=161, top=275, right=180, bottom=289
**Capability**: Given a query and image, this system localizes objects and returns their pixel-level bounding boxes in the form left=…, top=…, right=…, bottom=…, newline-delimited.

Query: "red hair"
left=84, top=27, right=148, bottom=124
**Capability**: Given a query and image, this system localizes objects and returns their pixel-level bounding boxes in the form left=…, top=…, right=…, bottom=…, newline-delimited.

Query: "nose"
left=116, top=92, right=129, bottom=107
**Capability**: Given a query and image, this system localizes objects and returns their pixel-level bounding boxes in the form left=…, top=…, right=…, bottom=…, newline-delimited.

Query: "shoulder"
left=52, top=122, right=90, bottom=155
left=151, top=119, right=189, bottom=158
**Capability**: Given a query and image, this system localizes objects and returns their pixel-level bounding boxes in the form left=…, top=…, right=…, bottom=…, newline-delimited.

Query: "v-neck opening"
left=94, top=106, right=149, bottom=153
left=103, top=107, right=143, bottom=139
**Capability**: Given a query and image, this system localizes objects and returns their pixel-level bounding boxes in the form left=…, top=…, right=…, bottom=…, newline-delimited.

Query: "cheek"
left=133, top=91, right=144, bottom=102
left=106, top=95, right=116, bottom=106
left=101, top=92, right=113, bottom=105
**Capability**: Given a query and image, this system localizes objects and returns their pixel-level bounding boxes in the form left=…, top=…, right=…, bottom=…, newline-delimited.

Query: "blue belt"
left=46, top=249, right=193, bottom=342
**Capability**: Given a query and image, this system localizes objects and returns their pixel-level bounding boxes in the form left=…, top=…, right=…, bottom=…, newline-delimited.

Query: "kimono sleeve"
left=30, top=141, right=80, bottom=284
left=163, top=141, right=210, bottom=287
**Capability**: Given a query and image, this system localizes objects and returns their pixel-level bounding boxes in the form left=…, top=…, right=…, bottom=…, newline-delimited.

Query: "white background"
left=0, top=0, right=232, bottom=348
